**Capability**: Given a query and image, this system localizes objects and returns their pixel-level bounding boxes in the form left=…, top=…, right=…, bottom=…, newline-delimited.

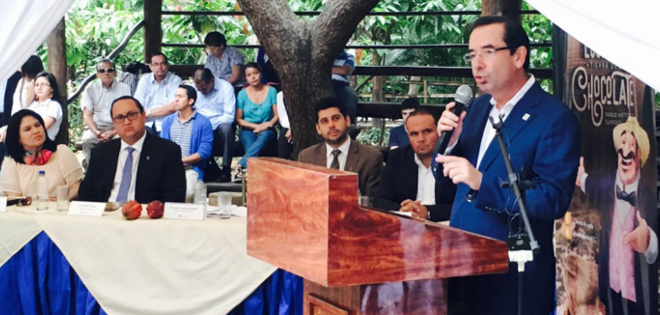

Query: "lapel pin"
left=146, top=156, right=150, bottom=161
left=522, top=113, right=530, bottom=121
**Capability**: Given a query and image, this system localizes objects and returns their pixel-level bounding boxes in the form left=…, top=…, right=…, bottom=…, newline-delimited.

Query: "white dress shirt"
left=134, top=72, right=182, bottom=131
left=276, top=92, right=289, bottom=129
left=108, top=132, right=147, bottom=202
left=414, top=154, right=436, bottom=205
left=194, top=78, right=236, bottom=130
left=325, top=137, right=351, bottom=170
left=445, top=75, right=536, bottom=165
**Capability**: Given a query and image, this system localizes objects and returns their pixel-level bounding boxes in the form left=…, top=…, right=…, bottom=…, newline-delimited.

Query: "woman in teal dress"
left=235, top=63, right=279, bottom=171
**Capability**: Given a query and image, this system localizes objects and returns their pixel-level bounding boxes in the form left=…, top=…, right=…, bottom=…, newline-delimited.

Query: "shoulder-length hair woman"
left=1, top=110, right=83, bottom=200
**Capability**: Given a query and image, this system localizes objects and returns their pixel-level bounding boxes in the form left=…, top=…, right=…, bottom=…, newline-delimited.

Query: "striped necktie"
left=330, top=149, right=341, bottom=170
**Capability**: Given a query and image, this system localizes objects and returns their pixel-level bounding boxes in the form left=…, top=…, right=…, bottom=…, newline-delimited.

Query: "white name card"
left=164, top=203, right=205, bottom=221
left=68, top=201, right=105, bottom=217
left=0, top=196, right=7, bottom=212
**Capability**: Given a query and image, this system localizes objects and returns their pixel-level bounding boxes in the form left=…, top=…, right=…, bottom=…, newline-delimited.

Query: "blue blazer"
left=433, top=82, right=580, bottom=314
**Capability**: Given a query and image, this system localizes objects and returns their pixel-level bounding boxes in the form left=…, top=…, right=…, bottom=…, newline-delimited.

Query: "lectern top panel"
left=247, top=157, right=509, bottom=287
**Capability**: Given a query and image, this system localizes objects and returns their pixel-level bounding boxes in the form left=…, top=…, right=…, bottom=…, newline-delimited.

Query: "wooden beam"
left=47, top=18, right=68, bottom=145
left=482, top=0, right=522, bottom=20
left=170, top=65, right=553, bottom=80
left=144, top=0, right=163, bottom=62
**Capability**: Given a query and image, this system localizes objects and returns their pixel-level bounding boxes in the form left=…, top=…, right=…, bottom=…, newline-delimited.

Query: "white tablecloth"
left=0, top=203, right=276, bottom=315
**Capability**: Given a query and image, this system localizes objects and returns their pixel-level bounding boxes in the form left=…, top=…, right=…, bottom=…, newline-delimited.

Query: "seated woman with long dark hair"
left=25, top=72, right=64, bottom=140
left=235, top=63, right=278, bottom=175
left=0, top=110, right=83, bottom=200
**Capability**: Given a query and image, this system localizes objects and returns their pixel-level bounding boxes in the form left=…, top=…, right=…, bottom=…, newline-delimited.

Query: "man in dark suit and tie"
left=433, top=16, right=580, bottom=314
left=374, top=109, right=455, bottom=221
left=298, top=97, right=383, bottom=197
left=78, top=96, right=186, bottom=203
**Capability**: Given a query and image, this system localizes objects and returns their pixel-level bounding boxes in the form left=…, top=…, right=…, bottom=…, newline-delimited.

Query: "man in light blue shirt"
left=193, top=68, right=236, bottom=182
left=134, top=52, right=182, bottom=133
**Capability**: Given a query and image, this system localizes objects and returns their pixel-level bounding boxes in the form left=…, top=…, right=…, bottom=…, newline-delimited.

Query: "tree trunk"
left=47, top=18, right=68, bottom=145
left=144, top=0, right=163, bottom=62
left=481, top=0, right=521, bottom=20
left=236, top=0, right=381, bottom=154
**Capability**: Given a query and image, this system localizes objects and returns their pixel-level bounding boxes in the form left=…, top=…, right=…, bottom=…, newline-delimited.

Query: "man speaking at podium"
left=432, top=17, right=580, bottom=314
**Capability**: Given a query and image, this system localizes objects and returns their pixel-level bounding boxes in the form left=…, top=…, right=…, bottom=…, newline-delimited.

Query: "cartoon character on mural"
left=576, top=116, right=658, bottom=314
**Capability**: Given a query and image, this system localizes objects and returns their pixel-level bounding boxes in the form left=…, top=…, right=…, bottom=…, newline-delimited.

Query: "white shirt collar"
left=120, top=131, right=147, bottom=153
left=149, top=72, right=170, bottom=84
left=489, top=74, right=536, bottom=111
left=326, top=137, right=351, bottom=158
left=101, top=80, right=116, bottom=91
left=413, top=153, right=430, bottom=170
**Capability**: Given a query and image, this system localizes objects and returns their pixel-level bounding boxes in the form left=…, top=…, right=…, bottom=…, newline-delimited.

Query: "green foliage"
left=356, top=126, right=387, bottom=146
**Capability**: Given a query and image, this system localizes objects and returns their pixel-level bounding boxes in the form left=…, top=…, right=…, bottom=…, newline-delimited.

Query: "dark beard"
left=326, top=130, right=349, bottom=146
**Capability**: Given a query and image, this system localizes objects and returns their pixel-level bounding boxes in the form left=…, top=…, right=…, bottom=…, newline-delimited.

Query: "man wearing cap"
left=577, top=116, right=658, bottom=314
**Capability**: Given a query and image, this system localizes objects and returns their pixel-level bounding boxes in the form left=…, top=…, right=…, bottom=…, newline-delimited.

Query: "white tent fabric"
left=0, top=0, right=75, bottom=84
left=526, top=0, right=660, bottom=92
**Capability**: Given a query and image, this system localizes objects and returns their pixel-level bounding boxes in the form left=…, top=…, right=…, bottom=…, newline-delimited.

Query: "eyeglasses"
left=34, top=83, right=51, bottom=88
left=97, top=68, right=115, bottom=74
left=463, top=46, right=510, bottom=64
left=112, top=111, right=140, bottom=123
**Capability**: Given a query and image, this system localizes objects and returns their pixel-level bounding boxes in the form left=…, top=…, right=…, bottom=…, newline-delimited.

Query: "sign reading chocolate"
left=569, top=45, right=636, bottom=127
left=571, top=68, right=634, bottom=127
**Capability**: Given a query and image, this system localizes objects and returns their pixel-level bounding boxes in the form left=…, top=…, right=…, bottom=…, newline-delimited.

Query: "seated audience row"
left=0, top=92, right=454, bottom=222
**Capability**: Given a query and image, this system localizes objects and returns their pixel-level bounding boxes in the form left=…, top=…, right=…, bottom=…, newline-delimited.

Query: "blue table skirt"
left=0, top=232, right=303, bottom=315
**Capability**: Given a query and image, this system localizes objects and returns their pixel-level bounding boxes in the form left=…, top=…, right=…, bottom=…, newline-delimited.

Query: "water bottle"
left=193, top=179, right=207, bottom=206
left=36, top=171, right=49, bottom=211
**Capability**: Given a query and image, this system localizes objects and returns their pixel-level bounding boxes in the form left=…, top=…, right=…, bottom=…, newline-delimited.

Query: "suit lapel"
left=405, top=148, right=419, bottom=198
left=102, top=140, right=122, bottom=201
left=344, top=140, right=359, bottom=172
left=478, top=83, right=542, bottom=171
left=135, top=133, right=154, bottom=197
left=314, top=143, right=327, bottom=167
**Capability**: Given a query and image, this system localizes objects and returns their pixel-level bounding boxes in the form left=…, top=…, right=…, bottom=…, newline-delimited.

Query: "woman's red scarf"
left=26, top=149, right=53, bottom=166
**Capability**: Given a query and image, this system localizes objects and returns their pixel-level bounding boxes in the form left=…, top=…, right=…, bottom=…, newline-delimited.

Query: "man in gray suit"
left=298, top=97, right=383, bottom=197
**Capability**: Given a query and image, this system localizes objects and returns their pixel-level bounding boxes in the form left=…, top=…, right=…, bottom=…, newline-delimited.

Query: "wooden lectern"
left=247, top=158, right=509, bottom=315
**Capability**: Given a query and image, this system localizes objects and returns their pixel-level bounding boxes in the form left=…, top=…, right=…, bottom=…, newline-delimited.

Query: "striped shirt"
left=332, top=51, right=355, bottom=83
left=170, top=112, right=196, bottom=160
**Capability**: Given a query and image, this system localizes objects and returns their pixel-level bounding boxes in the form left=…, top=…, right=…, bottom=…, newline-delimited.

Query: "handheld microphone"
left=435, top=85, right=473, bottom=155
